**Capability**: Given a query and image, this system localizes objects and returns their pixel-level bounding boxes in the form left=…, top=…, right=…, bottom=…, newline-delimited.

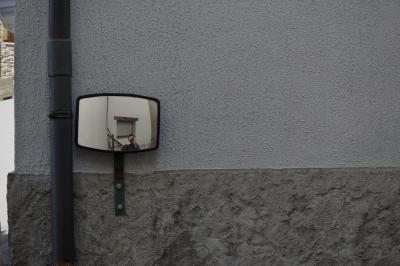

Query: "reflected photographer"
left=122, top=133, right=140, bottom=152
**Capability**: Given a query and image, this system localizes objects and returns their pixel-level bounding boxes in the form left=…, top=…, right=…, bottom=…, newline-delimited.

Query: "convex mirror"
left=76, top=94, right=160, bottom=153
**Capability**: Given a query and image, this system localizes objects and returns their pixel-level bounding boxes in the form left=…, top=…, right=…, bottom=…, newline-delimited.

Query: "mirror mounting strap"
left=114, top=153, right=125, bottom=216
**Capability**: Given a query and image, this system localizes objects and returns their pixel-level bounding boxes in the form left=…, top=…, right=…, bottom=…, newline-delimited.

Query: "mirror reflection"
left=77, top=95, right=159, bottom=152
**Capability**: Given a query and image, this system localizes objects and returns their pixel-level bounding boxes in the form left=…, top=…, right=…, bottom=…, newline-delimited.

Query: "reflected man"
left=122, top=133, right=140, bottom=152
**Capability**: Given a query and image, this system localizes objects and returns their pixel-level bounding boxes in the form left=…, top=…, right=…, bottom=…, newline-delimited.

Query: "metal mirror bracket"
left=114, top=153, right=125, bottom=216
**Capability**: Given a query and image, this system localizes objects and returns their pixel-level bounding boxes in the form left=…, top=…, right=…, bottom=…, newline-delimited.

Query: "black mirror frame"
left=75, top=93, right=160, bottom=153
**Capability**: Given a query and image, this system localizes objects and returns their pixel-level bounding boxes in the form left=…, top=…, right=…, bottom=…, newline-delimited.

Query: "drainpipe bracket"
left=48, top=110, right=73, bottom=119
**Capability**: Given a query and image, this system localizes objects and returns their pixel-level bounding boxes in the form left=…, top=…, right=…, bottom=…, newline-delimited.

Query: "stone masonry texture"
left=1, top=42, right=14, bottom=78
left=7, top=168, right=400, bottom=265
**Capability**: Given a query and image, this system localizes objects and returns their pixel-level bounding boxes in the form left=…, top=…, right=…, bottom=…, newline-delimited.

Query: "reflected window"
left=115, top=116, right=138, bottom=138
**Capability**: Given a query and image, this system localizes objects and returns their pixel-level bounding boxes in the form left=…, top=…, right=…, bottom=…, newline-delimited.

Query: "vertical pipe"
left=48, top=0, right=75, bottom=264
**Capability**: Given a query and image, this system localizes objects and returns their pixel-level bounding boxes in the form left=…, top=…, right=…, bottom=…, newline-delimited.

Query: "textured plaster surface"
left=14, top=0, right=400, bottom=175
left=8, top=168, right=400, bottom=265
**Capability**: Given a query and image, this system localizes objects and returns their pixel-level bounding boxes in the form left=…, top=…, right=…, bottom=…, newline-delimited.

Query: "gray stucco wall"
left=8, top=168, right=400, bottom=265
left=14, top=0, right=400, bottom=175
left=10, top=0, right=400, bottom=265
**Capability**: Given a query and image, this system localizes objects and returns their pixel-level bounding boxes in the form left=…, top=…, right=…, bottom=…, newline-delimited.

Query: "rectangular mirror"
left=76, top=94, right=160, bottom=153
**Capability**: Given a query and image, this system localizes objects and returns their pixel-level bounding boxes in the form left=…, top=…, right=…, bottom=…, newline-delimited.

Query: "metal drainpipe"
left=48, top=0, right=75, bottom=264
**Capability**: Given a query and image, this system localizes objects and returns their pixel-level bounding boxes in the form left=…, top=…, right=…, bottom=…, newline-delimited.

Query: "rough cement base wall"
left=7, top=168, right=400, bottom=265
